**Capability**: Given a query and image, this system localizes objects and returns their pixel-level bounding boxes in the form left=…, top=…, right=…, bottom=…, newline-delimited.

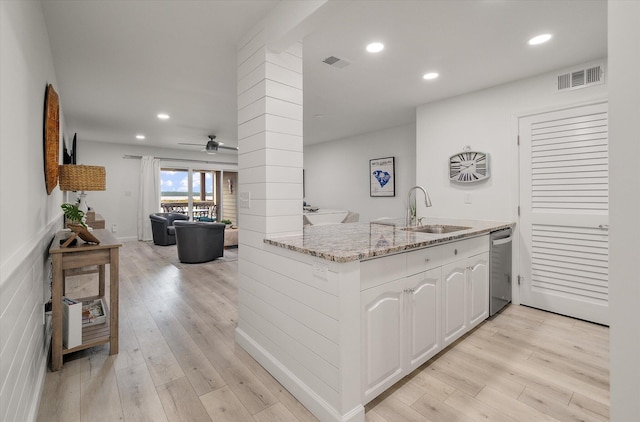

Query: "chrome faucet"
left=406, top=185, right=432, bottom=227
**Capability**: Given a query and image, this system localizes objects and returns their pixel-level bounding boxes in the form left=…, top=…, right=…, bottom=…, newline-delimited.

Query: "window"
left=160, top=168, right=218, bottom=220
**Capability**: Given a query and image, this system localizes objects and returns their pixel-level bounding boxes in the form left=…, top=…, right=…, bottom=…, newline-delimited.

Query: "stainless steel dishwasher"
left=490, top=228, right=513, bottom=316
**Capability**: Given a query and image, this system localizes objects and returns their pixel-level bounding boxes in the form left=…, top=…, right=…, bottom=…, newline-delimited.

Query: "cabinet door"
left=361, top=281, right=404, bottom=402
left=405, top=268, right=441, bottom=372
left=468, top=252, right=489, bottom=328
left=442, top=261, right=467, bottom=347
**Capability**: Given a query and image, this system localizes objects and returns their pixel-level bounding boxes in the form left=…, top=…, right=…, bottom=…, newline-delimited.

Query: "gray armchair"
left=149, top=212, right=189, bottom=246
left=174, top=221, right=226, bottom=263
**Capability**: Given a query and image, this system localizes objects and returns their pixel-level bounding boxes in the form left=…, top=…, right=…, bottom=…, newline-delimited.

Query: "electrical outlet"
left=239, top=192, right=251, bottom=209
left=111, top=224, right=118, bottom=233
left=464, top=193, right=472, bottom=204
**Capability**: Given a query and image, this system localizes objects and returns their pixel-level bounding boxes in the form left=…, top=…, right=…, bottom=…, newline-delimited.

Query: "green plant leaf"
left=61, top=203, right=87, bottom=229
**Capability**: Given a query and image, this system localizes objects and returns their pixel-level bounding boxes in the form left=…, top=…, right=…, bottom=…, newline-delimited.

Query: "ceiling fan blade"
left=219, top=145, right=239, bottom=151
left=178, top=142, right=206, bottom=147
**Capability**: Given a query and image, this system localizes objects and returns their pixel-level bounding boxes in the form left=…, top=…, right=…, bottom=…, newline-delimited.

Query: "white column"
left=608, top=0, right=640, bottom=419
left=237, top=28, right=303, bottom=246
left=235, top=4, right=366, bottom=421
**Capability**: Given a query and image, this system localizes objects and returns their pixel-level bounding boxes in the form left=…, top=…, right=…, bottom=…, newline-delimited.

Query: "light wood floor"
left=37, top=240, right=610, bottom=422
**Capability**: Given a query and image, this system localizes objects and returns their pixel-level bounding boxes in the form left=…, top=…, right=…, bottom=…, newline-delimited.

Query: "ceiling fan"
left=179, top=135, right=238, bottom=154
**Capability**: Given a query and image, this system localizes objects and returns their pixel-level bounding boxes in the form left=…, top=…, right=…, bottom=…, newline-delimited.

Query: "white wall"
left=0, top=2, right=63, bottom=421
left=608, top=1, right=640, bottom=419
left=416, top=61, right=608, bottom=222
left=304, top=124, right=415, bottom=222
left=79, top=141, right=237, bottom=241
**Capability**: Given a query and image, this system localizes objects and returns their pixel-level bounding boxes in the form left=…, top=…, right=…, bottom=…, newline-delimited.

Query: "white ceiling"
left=41, top=0, right=607, bottom=153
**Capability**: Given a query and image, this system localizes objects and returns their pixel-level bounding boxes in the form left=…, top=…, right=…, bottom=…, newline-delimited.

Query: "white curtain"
left=138, top=156, right=161, bottom=241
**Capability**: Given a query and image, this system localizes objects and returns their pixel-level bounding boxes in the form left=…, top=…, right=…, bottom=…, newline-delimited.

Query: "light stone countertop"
left=264, top=217, right=515, bottom=263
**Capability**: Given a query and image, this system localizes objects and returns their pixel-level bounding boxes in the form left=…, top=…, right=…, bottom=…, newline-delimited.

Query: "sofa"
left=149, top=212, right=189, bottom=246
left=174, top=220, right=226, bottom=263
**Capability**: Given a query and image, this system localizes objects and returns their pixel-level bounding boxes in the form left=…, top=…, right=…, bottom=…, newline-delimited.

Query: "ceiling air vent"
left=322, top=55, right=351, bottom=69
left=557, top=64, right=604, bottom=91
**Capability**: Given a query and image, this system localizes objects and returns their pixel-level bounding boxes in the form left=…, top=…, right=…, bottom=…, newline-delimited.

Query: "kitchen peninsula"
left=236, top=217, right=513, bottom=422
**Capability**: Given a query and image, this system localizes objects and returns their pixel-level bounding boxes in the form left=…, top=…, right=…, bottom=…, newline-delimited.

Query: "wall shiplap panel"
left=1, top=2, right=68, bottom=421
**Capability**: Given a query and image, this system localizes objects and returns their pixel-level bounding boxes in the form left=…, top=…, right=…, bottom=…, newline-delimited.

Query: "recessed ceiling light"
left=423, top=72, right=439, bottom=80
left=157, top=113, right=170, bottom=120
left=136, top=134, right=145, bottom=140
left=366, top=42, right=384, bottom=53
left=528, top=33, right=552, bottom=45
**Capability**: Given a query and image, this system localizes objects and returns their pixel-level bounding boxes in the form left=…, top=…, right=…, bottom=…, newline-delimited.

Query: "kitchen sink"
left=402, top=224, right=472, bottom=234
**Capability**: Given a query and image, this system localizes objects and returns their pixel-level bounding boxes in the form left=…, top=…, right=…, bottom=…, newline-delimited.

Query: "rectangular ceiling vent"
left=557, top=65, right=604, bottom=91
left=322, top=56, right=351, bottom=69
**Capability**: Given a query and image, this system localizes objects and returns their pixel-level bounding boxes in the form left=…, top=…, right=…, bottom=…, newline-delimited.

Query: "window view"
left=160, top=168, right=217, bottom=220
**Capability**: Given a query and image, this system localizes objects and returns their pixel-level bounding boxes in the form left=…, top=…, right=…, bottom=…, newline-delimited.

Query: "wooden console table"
left=49, top=229, right=122, bottom=371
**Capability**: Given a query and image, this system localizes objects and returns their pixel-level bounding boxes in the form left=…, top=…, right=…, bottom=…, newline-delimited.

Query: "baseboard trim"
left=235, top=328, right=364, bottom=422
left=25, top=322, right=50, bottom=422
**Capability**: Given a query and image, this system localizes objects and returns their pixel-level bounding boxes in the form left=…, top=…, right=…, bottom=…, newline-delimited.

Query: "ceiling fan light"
left=205, top=140, right=218, bottom=152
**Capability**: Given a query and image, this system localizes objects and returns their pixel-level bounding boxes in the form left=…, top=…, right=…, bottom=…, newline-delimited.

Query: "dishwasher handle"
left=491, top=236, right=513, bottom=246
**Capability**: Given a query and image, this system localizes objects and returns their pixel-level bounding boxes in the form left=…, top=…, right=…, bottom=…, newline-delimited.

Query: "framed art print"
left=370, top=157, right=395, bottom=197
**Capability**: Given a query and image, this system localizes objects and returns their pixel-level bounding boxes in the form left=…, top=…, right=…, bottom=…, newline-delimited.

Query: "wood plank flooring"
left=36, top=240, right=609, bottom=422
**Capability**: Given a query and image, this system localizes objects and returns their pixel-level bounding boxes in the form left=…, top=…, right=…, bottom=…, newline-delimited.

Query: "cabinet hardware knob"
left=424, top=258, right=430, bottom=263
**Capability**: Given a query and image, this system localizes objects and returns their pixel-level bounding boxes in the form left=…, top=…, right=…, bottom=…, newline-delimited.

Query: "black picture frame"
left=370, top=157, right=395, bottom=197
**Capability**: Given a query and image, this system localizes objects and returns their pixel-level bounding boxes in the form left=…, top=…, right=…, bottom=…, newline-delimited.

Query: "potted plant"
left=220, top=219, right=233, bottom=225
left=61, top=202, right=87, bottom=229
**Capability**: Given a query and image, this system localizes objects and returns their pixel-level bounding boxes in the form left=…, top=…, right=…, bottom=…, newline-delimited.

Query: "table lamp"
left=58, top=165, right=106, bottom=216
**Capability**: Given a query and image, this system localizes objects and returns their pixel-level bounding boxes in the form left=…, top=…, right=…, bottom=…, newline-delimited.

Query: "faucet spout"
left=406, top=185, right=432, bottom=227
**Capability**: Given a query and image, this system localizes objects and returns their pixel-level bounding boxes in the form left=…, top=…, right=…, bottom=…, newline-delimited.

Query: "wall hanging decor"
left=449, top=146, right=490, bottom=183
left=44, top=84, right=60, bottom=194
left=370, top=156, right=395, bottom=197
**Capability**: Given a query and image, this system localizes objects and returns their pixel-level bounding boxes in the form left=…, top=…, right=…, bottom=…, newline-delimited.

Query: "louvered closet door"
left=519, top=102, right=609, bottom=325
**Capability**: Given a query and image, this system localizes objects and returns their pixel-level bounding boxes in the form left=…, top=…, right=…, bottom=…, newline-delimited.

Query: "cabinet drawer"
left=441, top=235, right=489, bottom=265
left=361, top=253, right=406, bottom=291
left=406, top=246, right=442, bottom=276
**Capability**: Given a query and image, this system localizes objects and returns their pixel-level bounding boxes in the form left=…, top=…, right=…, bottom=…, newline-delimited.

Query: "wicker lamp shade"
left=58, top=165, right=106, bottom=191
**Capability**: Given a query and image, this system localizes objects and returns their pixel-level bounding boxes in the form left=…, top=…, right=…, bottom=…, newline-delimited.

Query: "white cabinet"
left=405, top=268, right=441, bottom=372
left=468, top=252, right=489, bottom=328
left=442, top=260, right=467, bottom=346
left=361, top=268, right=441, bottom=402
left=361, top=280, right=405, bottom=401
left=361, top=235, right=489, bottom=403
left=442, top=251, right=489, bottom=347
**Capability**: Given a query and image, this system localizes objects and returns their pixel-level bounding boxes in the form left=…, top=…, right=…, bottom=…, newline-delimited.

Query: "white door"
left=519, top=102, right=609, bottom=325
